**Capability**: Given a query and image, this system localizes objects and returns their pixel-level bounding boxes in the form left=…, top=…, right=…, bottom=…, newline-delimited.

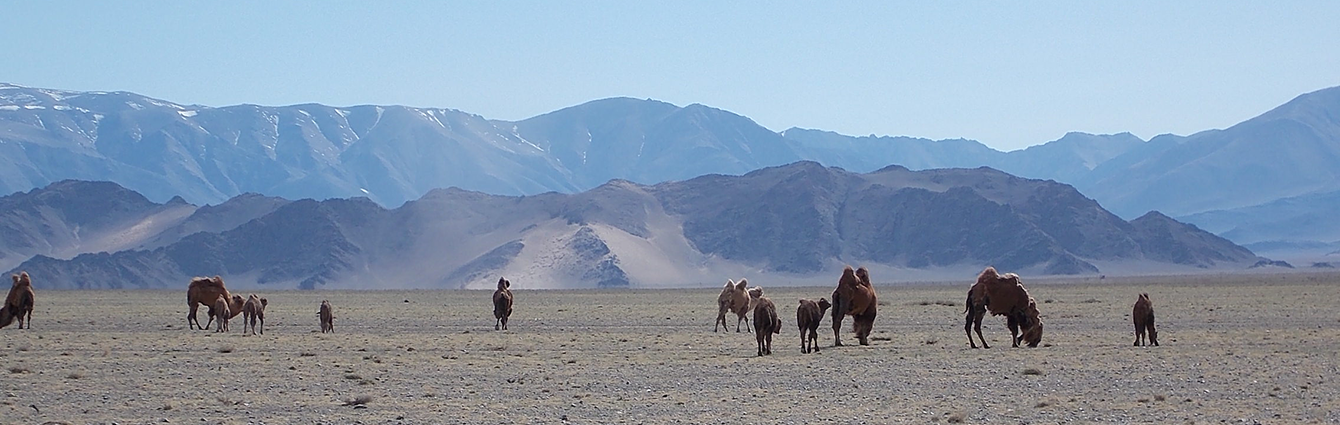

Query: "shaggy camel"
left=0, top=272, right=35, bottom=329
left=493, top=277, right=513, bottom=330
left=831, top=266, right=877, bottom=346
left=965, top=267, right=1044, bottom=348
left=213, top=295, right=233, bottom=333
left=1133, top=293, right=1159, bottom=346
left=319, top=300, right=335, bottom=333
left=186, top=276, right=243, bottom=330
left=716, top=279, right=761, bottom=333
left=241, top=294, right=268, bottom=336
left=797, top=298, right=831, bottom=353
left=753, top=296, right=781, bottom=356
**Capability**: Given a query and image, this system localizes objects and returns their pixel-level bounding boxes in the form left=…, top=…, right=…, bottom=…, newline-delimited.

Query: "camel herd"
left=0, top=267, right=1161, bottom=355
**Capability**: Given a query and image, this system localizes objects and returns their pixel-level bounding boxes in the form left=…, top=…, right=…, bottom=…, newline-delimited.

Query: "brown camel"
left=1133, top=293, right=1158, bottom=346
left=241, top=294, right=268, bottom=336
left=797, top=298, right=831, bottom=353
left=0, top=272, right=35, bottom=329
left=753, top=296, right=781, bottom=356
left=319, top=300, right=335, bottom=333
left=715, top=278, right=758, bottom=333
left=186, top=276, right=243, bottom=330
left=493, top=277, right=513, bottom=330
left=213, top=295, right=233, bottom=333
left=831, top=266, right=877, bottom=346
left=964, top=267, right=1044, bottom=348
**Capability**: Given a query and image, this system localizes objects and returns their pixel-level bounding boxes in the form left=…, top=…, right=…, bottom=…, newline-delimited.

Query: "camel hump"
left=734, top=279, right=747, bottom=291
left=18, top=271, right=30, bottom=285
left=724, top=279, right=735, bottom=289
left=497, top=277, right=511, bottom=290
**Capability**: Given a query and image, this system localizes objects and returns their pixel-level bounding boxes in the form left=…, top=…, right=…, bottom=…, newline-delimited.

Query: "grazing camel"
left=186, top=276, right=243, bottom=330
left=715, top=279, right=759, bottom=333
left=241, top=294, right=268, bottom=336
left=964, top=267, right=1044, bottom=348
left=0, top=272, right=35, bottom=329
left=213, top=295, right=233, bottom=333
left=753, top=296, right=781, bottom=356
left=797, top=298, right=831, bottom=353
left=831, top=266, right=878, bottom=346
left=319, top=300, right=335, bottom=333
left=1133, top=293, right=1158, bottom=346
left=493, top=277, right=513, bottom=330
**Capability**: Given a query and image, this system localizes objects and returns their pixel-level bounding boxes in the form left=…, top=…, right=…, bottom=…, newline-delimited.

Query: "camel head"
left=747, top=286, right=763, bottom=299
left=817, top=298, right=831, bottom=316
left=1021, top=299, right=1044, bottom=347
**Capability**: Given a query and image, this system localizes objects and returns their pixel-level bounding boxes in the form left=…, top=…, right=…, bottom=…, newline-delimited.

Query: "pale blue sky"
left=3, top=2, right=1338, bottom=151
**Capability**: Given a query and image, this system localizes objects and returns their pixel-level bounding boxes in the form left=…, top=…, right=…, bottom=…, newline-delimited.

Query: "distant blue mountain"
left=3, top=82, right=1339, bottom=252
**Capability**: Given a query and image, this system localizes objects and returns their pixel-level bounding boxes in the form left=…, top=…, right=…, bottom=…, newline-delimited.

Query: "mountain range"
left=1, top=164, right=1257, bottom=290
left=2, top=82, right=1337, bottom=259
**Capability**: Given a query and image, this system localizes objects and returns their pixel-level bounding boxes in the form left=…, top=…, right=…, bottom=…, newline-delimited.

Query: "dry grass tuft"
left=9, top=367, right=29, bottom=374
left=1023, top=368, right=1044, bottom=376
left=946, top=411, right=966, bottom=423
left=342, top=395, right=374, bottom=406
left=217, top=346, right=234, bottom=353
left=1154, top=395, right=1166, bottom=402
left=66, top=372, right=83, bottom=379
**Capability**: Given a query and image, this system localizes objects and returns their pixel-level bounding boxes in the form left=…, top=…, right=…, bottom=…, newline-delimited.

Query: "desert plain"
left=2, top=272, right=1338, bottom=424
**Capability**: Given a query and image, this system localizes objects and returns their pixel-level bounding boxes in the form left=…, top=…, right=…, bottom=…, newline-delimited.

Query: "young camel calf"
left=753, top=296, right=781, bottom=356
left=797, top=298, right=831, bottom=353
left=213, top=295, right=233, bottom=333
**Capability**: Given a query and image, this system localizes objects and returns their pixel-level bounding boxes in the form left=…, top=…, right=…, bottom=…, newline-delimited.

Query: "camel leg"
left=964, top=308, right=978, bottom=349
left=259, top=315, right=264, bottom=335
left=1148, top=321, right=1158, bottom=346
left=1007, top=314, right=1021, bottom=348
left=188, top=303, right=200, bottom=330
left=973, top=311, right=989, bottom=349
left=495, top=317, right=501, bottom=331
left=801, top=329, right=809, bottom=354
left=715, top=313, right=725, bottom=332
left=502, top=316, right=508, bottom=331
left=1134, top=325, right=1142, bottom=346
left=764, top=331, right=772, bottom=355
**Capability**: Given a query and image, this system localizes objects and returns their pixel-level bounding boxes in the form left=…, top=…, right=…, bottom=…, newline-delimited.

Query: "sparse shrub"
left=9, top=367, right=29, bottom=374
left=344, top=373, right=362, bottom=380
left=1154, top=395, right=1166, bottom=401
left=66, top=372, right=83, bottom=379
left=946, top=411, right=966, bottom=423
left=217, top=346, right=234, bottom=353
left=342, top=395, right=373, bottom=406
left=299, top=352, right=316, bottom=357
left=1022, top=368, right=1043, bottom=375
left=1035, top=400, right=1050, bottom=408
left=1081, top=298, right=1101, bottom=304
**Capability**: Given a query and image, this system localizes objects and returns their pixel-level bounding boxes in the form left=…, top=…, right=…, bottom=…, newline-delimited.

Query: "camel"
left=831, top=266, right=877, bottom=346
left=753, top=296, right=781, bottom=356
left=964, top=267, right=1044, bottom=348
left=797, top=298, right=831, bottom=353
left=213, top=295, right=233, bottom=333
left=1133, top=293, right=1159, bottom=346
left=0, top=272, right=35, bottom=329
left=493, top=277, right=513, bottom=330
left=319, top=300, right=335, bottom=333
left=186, top=276, right=243, bottom=331
left=241, top=294, right=268, bottom=336
left=715, top=279, right=759, bottom=332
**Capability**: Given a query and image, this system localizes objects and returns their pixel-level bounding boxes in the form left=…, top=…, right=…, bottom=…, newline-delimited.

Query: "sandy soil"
left=2, top=272, right=1339, bottom=424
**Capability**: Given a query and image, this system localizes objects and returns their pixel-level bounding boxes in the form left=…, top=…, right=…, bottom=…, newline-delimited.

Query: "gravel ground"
left=2, top=272, right=1339, bottom=424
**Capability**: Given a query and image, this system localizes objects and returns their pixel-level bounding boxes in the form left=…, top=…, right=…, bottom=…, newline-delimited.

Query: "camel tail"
left=0, top=307, right=13, bottom=328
